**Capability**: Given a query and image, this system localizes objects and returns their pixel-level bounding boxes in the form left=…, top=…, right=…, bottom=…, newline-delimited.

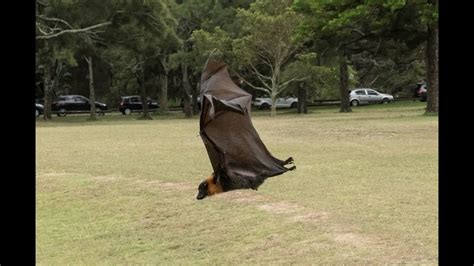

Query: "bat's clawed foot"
left=283, top=157, right=295, bottom=171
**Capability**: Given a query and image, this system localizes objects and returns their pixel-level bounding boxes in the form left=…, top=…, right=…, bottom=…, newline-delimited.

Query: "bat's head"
left=196, top=179, right=209, bottom=200
left=196, top=175, right=223, bottom=200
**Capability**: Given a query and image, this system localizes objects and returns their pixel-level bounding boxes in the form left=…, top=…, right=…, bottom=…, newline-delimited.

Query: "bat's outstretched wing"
left=199, top=58, right=295, bottom=191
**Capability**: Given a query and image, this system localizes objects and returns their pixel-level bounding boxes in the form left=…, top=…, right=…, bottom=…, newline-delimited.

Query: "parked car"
left=35, top=103, right=44, bottom=117
left=252, top=97, right=298, bottom=109
left=52, top=95, right=107, bottom=117
left=197, top=95, right=201, bottom=110
left=413, top=82, right=427, bottom=102
left=349, top=89, right=394, bottom=106
left=119, top=95, right=159, bottom=115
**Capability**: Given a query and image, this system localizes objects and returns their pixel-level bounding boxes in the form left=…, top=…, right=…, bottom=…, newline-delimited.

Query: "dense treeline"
left=36, top=0, right=438, bottom=119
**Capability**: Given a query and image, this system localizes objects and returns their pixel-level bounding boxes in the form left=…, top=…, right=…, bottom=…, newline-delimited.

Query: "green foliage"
left=35, top=0, right=435, bottom=110
left=190, top=27, right=234, bottom=67
left=383, top=0, right=407, bottom=12
left=292, top=0, right=436, bottom=100
left=233, top=0, right=303, bottom=61
left=173, top=0, right=247, bottom=76
left=282, top=53, right=338, bottom=100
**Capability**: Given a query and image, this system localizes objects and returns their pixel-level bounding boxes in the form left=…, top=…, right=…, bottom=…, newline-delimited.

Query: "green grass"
left=36, top=101, right=438, bottom=264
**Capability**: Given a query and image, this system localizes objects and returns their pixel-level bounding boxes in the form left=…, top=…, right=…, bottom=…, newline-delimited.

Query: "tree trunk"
left=270, top=92, right=277, bottom=117
left=339, top=57, right=352, bottom=113
left=297, top=83, right=307, bottom=114
left=85, top=56, right=97, bottom=120
left=44, top=60, right=63, bottom=120
left=426, top=20, right=438, bottom=113
left=192, top=82, right=200, bottom=114
left=159, top=73, right=169, bottom=114
left=270, top=71, right=280, bottom=117
left=138, top=66, right=151, bottom=120
left=183, top=96, right=192, bottom=118
left=159, top=55, right=169, bottom=114
left=182, top=63, right=193, bottom=118
left=43, top=69, right=52, bottom=121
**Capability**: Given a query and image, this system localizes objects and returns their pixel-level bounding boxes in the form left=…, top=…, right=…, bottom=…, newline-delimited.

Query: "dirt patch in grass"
left=290, top=211, right=329, bottom=223
left=217, top=189, right=330, bottom=225
left=257, top=202, right=301, bottom=214
left=161, top=181, right=194, bottom=191
left=91, top=175, right=119, bottom=182
left=331, top=232, right=372, bottom=247
left=217, top=190, right=269, bottom=203
left=217, top=189, right=384, bottom=253
left=133, top=179, right=195, bottom=191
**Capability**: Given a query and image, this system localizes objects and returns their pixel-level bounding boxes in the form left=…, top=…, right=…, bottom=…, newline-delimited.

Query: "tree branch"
left=350, top=28, right=366, bottom=37
left=249, top=63, right=272, bottom=91
left=281, top=45, right=301, bottom=66
left=337, top=34, right=368, bottom=51
left=36, top=23, right=50, bottom=36
left=256, top=52, right=274, bottom=72
left=37, top=0, right=48, bottom=7
left=36, top=21, right=112, bottom=40
left=37, top=15, right=74, bottom=29
left=279, top=77, right=308, bottom=91
left=230, top=68, right=271, bottom=95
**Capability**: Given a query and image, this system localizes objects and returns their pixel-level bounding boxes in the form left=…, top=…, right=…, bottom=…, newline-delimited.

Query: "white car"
left=252, top=97, right=298, bottom=109
left=349, top=88, right=394, bottom=106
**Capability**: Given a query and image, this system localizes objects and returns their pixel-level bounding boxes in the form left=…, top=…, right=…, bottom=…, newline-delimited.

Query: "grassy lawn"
left=36, top=101, right=438, bottom=264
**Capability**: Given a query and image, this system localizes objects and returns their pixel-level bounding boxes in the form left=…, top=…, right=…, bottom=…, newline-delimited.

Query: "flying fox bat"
left=196, top=58, right=295, bottom=200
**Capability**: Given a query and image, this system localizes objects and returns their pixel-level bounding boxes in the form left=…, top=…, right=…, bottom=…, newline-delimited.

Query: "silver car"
left=252, top=97, right=298, bottom=109
left=349, top=88, right=394, bottom=106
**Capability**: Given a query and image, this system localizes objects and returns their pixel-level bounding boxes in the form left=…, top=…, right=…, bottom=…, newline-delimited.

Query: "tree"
left=338, top=57, right=351, bottom=112
left=104, top=0, right=181, bottom=119
left=350, top=43, right=426, bottom=97
left=36, top=0, right=112, bottom=41
left=84, top=56, right=97, bottom=119
left=153, top=0, right=182, bottom=114
left=173, top=0, right=212, bottom=117
left=294, top=0, right=374, bottom=112
left=425, top=0, right=438, bottom=113
left=68, top=4, right=107, bottom=120
left=36, top=1, right=74, bottom=120
left=191, top=0, right=306, bottom=117
left=281, top=52, right=337, bottom=113
left=294, top=0, right=438, bottom=113
left=231, top=0, right=305, bottom=116
left=36, top=0, right=116, bottom=120
left=173, top=0, right=249, bottom=117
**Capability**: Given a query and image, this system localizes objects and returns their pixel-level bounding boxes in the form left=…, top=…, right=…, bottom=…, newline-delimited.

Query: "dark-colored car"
left=119, top=96, right=159, bottom=115
left=52, top=95, right=107, bottom=117
left=36, top=103, right=44, bottom=117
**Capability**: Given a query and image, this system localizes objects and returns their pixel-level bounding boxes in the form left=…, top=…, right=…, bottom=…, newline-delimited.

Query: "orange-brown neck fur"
left=206, top=175, right=223, bottom=196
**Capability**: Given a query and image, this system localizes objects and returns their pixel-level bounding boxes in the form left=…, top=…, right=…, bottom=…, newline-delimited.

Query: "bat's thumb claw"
left=284, top=157, right=294, bottom=165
